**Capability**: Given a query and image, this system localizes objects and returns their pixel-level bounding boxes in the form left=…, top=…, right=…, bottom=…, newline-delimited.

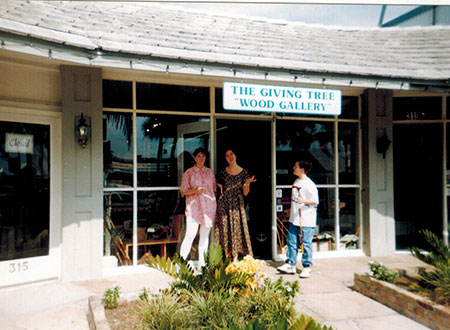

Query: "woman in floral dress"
left=215, top=149, right=256, bottom=260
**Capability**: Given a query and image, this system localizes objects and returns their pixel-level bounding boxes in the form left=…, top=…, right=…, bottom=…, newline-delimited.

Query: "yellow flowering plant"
left=225, top=255, right=267, bottom=291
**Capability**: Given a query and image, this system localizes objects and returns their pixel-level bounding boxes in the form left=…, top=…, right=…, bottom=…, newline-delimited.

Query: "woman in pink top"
left=179, top=147, right=216, bottom=268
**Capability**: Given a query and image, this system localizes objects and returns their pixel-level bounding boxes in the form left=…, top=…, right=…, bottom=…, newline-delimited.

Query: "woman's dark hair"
left=224, top=148, right=236, bottom=157
left=296, top=160, right=312, bottom=174
left=193, top=147, right=208, bottom=157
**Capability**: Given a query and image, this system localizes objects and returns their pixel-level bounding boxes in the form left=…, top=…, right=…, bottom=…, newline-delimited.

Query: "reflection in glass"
left=136, top=115, right=210, bottom=187
left=276, top=121, right=334, bottom=185
left=136, top=191, right=181, bottom=261
left=103, top=192, right=133, bottom=265
left=338, top=122, right=359, bottom=184
left=339, top=188, right=360, bottom=249
left=103, top=112, right=133, bottom=188
left=0, top=121, right=50, bottom=261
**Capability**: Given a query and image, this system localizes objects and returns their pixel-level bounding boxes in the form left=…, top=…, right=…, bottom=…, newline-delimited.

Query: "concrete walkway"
left=0, top=254, right=431, bottom=329
left=266, top=255, right=431, bottom=330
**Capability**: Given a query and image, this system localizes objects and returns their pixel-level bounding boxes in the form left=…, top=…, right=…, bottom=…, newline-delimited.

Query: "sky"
left=158, top=2, right=420, bottom=27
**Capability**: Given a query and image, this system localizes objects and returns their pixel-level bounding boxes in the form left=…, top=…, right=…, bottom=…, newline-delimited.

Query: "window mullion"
left=335, top=118, right=340, bottom=251
left=132, top=81, right=138, bottom=266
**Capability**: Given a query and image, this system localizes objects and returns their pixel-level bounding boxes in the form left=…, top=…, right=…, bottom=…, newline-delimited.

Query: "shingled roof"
left=0, top=1, right=449, bottom=90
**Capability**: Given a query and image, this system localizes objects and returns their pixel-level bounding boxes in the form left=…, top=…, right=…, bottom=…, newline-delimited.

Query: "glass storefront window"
left=339, top=188, right=360, bottom=249
left=104, top=192, right=133, bottom=264
left=317, top=188, right=336, bottom=251
left=103, top=80, right=132, bottom=109
left=338, top=122, right=359, bottom=184
left=103, top=112, right=133, bottom=188
left=447, top=122, right=450, bottom=184
left=339, top=96, right=359, bottom=120
left=393, top=97, right=442, bottom=121
left=137, top=82, right=210, bottom=112
left=136, top=191, right=180, bottom=261
left=447, top=96, right=450, bottom=119
left=276, top=120, right=334, bottom=185
left=103, top=80, right=362, bottom=263
left=0, top=121, right=50, bottom=261
left=136, top=115, right=210, bottom=187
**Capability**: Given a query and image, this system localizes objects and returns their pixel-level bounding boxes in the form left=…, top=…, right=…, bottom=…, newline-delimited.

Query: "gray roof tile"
left=0, top=1, right=449, bottom=81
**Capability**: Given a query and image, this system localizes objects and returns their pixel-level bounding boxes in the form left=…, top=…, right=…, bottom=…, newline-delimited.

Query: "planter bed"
left=354, top=273, right=450, bottom=330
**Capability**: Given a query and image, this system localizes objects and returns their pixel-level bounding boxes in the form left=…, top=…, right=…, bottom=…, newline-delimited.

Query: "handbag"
left=173, top=194, right=186, bottom=216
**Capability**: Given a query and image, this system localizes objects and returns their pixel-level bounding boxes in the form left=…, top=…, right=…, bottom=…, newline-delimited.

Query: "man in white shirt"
left=277, top=160, right=319, bottom=278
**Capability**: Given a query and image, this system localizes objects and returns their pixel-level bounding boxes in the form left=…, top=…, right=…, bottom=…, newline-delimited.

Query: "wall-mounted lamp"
left=376, top=133, right=391, bottom=159
left=76, top=113, right=90, bottom=148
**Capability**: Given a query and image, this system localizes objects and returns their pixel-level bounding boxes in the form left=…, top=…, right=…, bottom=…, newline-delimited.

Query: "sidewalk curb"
left=87, top=295, right=111, bottom=330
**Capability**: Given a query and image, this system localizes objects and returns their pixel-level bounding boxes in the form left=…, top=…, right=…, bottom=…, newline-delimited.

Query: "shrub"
left=369, top=261, right=398, bottom=283
left=137, top=292, right=192, bottom=329
left=144, top=244, right=331, bottom=329
left=101, top=284, right=120, bottom=309
left=139, top=287, right=149, bottom=302
left=410, top=228, right=450, bottom=305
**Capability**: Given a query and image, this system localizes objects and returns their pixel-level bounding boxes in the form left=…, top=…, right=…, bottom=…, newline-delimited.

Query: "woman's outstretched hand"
left=245, top=176, right=256, bottom=185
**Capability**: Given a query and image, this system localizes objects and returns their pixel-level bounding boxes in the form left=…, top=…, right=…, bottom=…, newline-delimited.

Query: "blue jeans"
left=285, top=224, right=315, bottom=268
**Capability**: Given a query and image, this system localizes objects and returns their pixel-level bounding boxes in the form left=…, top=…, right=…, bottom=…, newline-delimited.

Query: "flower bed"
left=353, top=272, right=450, bottom=330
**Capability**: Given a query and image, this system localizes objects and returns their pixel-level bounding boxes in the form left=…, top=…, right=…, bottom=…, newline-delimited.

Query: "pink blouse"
left=181, top=166, right=217, bottom=228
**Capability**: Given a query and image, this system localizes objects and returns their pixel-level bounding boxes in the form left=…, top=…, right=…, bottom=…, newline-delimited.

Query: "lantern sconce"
left=376, top=132, right=391, bottom=159
left=76, top=113, right=90, bottom=148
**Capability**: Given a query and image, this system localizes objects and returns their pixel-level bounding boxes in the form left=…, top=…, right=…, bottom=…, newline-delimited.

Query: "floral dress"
left=215, top=169, right=253, bottom=258
left=181, top=166, right=217, bottom=228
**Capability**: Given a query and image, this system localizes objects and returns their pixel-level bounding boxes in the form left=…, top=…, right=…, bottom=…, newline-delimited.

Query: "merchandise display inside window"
left=338, top=188, right=360, bottom=249
left=275, top=188, right=336, bottom=254
left=104, top=190, right=184, bottom=264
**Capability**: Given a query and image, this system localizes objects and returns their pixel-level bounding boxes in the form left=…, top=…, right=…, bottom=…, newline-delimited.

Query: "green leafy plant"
left=102, top=285, right=120, bottom=309
left=369, top=261, right=398, bottom=283
left=290, top=314, right=334, bottom=330
left=409, top=228, right=450, bottom=305
left=137, top=292, right=191, bottom=329
left=139, top=287, right=149, bottom=302
left=143, top=244, right=332, bottom=329
left=146, top=244, right=250, bottom=296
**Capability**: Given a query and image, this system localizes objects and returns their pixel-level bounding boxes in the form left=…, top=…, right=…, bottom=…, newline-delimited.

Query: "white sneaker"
left=277, top=263, right=296, bottom=274
left=300, top=267, right=312, bottom=278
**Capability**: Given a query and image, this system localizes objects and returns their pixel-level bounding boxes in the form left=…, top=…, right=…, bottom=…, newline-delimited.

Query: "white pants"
left=179, top=216, right=211, bottom=267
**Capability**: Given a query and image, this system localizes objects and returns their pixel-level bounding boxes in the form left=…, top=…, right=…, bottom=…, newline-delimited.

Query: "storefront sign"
left=223, top=82, right=341, bottom=115
left=5, top=133, right=34, bottom=154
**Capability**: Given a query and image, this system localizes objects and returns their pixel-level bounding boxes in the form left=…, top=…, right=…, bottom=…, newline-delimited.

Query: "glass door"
left=216, top=119, right=272, bottom=259
left=393, top=123, right=443, bottom=249
left=0, top=112, right=60, bottom=287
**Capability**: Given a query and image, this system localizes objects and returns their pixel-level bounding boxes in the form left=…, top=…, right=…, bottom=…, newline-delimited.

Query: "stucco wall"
left=0, top=52, right=61, bottom=110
